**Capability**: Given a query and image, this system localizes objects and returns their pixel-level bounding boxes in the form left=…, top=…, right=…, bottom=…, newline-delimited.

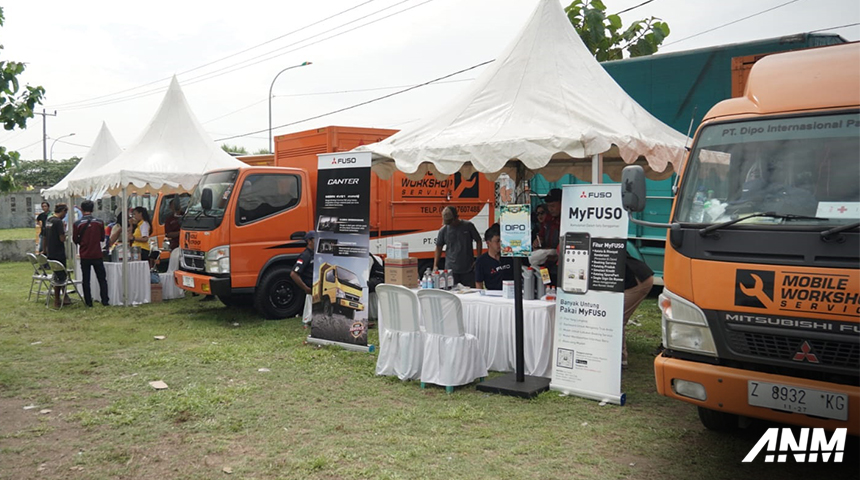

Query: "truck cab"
left=174, top=166, right=314, bottom=318
left=312, top=262, right=364, bottom=319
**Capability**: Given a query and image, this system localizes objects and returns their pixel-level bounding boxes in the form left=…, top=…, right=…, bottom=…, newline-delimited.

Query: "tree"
left=252, top=148, right=272, bottom=155
left=565, top=0, right=670, bottom=62
left=221, top=143, right=248, bottom=155
left=0, top=7, right=46, bottom=192
left=11, top=157, right=80, bottom=188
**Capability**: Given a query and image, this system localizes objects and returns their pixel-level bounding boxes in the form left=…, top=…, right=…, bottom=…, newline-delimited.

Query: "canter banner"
left=310, top=152, right=371, bottom=346
left=550, top=184, right=628, bottom=405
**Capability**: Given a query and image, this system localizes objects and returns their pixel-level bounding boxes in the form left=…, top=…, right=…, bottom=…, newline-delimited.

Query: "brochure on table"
left=310, top=152, right=371, bottom=347
left=550, top=184, right=628, bottom=405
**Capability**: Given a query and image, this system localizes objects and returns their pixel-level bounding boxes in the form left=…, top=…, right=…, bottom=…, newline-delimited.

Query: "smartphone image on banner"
left=561, top=232, right=590, bottom=294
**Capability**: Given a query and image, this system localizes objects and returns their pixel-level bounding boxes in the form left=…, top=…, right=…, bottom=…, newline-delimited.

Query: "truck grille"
left=726, top=331, right=860, bottom=369
left=182, top=249, right=205, bottom=272
left=345, top=293, right=361, bottom=303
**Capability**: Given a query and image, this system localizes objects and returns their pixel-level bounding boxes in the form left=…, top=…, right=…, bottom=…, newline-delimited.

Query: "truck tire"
left=697, top=406, right=738, bottom=432
left=218, top=294, right=254, bottom=308
left=322, top=296, right=332, bottom=317
left=254, top=268, right=303, bottom=319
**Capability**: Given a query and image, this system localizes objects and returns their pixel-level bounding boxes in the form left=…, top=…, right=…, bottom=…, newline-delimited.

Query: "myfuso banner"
left=550, top=184, right=628, bottom=405
left=310, top=152, right=371, bottom=346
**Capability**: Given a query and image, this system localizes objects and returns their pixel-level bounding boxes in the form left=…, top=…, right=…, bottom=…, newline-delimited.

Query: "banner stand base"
left=476, top=373, right=550, bottom=399
left=306, top=335, right=375, bottom=353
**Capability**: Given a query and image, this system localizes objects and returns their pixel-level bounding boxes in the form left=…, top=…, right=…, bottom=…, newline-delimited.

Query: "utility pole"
left=35, top=109, right=57, bottom=161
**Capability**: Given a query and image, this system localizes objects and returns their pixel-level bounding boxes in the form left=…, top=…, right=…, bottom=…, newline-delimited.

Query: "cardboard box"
left=385, top=257, right=418, bottom=288
left=151, top=283, right=163, bottom=303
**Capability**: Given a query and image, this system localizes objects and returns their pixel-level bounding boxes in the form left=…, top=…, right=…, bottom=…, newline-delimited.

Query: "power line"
left=215, top=59, right=493, bottom=142
left=808, top=22, right=860, bottom=34
left=612, top=0, right=656, bottom=16
left=60, top=0, right=431, bottom=112
left=51, top=0, right=381, bottom=109
left=663, top=0, right=804, bottom=47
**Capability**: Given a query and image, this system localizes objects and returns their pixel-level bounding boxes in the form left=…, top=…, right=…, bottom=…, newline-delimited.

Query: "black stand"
left=477, top=256, right=551, bottom=399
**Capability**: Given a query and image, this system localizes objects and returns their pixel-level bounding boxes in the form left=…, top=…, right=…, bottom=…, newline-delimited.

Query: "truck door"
left=231, top=172, right=307, bottom=289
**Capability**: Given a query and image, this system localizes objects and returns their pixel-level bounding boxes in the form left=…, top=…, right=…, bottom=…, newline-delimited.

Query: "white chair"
left=26, top=253, right=52, bottom=301
left=417, top=289, right=488, bottom=392
left=159, top=249, right=185, bottom=300
left=45, top=259, right=83, bottom=309
left=375, top=284, right=424, bottom=381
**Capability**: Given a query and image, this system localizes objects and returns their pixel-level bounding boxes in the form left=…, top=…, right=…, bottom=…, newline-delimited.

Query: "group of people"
left=431, top=188, right=654, bottom=368
left=35, top=197, right=185, bottom=308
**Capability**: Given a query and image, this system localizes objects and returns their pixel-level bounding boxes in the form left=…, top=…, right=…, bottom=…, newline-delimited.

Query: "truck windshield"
left=677, top=112, right=860, bottom=226
left=184, top=170, right=238, bottom=230
left=336, top=268, right=360, bottom=288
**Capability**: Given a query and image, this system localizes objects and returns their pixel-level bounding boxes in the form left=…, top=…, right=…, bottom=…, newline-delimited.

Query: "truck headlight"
left=335, top=288, right=345, bottom=299
left=659, top=288, right=716, bottom=356
left=205, top=245, right=230, bottom=274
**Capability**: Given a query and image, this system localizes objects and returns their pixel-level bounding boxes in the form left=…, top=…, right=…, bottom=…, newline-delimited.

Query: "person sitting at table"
left=74, top=200, right=109, bottom=307
left=130, top=207, right=153, bottom=261
left=475, top=223, right=514, bottom=290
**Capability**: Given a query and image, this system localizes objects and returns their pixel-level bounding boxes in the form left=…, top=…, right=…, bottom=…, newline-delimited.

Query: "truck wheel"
left=697, top=406, right=738, bottom=432
left=322, top=297, right=332, bottom=317
left=254, top=268, right=302, bottom=319
left=218, top=294, right=254, bottom=308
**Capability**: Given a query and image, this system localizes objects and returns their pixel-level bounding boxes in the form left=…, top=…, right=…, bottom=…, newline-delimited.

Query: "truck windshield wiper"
left=699, top=212, right=829, bottom=237
left=821, top=221, right=860, bottom=240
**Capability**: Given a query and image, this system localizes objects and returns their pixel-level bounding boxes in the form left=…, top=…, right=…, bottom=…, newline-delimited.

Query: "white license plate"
left=181, top=275, right=195, bottom=288
left=748, top=381, right=848, bottom=421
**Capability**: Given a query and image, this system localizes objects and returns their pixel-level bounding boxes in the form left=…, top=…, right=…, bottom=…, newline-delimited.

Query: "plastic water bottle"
left=523, top=266, right=535, bottom=300
left=690, top=188, right=706, bottom=223
left=446, top=269, right=455, bottom=290
left=431, top=271, right=440, bottom=289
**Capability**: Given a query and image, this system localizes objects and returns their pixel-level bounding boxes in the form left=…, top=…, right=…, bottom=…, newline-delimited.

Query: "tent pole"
left=592, top=153, right=603, bottom=184
left=122, top=187, right=128, bottom=307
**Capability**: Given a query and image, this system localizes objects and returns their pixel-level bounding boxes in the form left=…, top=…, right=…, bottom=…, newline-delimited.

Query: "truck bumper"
left=338, top=298, right=364, bottom=311
left=174, top=270, right=231, bottom=297
left=654, top=353, right=860, bottom=435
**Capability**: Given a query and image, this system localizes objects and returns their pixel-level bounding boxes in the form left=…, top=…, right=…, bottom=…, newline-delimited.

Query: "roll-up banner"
left=309, top=152, right=372, bottom=349
left=550, top=184, right=628, bottom=405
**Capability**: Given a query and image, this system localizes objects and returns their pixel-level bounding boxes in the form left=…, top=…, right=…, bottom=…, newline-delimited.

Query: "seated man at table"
left=475, top=223, right=514, bottom=290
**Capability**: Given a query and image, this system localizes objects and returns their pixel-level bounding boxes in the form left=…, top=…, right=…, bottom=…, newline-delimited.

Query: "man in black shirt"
left=74, top=200, right=109, bottom=307
left=475, top=223, right=514, bottom=290
left=291, top=230, right=316, bottom=294
left=45, top=204, right=70, bottom=307
left=36, top=201, right=50, bottom=254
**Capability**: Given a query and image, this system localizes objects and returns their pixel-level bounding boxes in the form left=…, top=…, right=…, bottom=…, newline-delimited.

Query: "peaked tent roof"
left=358, top=0, right=688, bottom=182
left=42, top=122, right=123, bottom=200
left=68, top=77, right=245, bottom=196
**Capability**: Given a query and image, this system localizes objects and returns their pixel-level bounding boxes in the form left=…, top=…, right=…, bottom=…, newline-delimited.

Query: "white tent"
left=359, top=0, right=689, bottom=182
left=68, top=76, right=245, bottom=197
left=42, top=122, right=122, bottom=200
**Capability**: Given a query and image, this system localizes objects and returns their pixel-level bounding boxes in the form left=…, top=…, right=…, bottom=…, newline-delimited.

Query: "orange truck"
left=174, top=126, right=494, bottom=319
left=623, top=43, right=859, bottom=434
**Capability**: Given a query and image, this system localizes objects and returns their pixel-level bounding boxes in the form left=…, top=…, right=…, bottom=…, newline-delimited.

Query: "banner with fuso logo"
left=550, top=184, right=628, bottom=405
left=310, top=152, right=371, bottom=346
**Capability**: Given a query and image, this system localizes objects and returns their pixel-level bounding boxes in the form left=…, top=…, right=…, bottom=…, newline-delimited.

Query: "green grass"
left=0, top=261, right=855, bottom=479
left=0, top=227, right=38, bottom=242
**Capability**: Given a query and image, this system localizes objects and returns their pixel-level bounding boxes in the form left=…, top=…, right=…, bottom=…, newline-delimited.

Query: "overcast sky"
left=3, top=0, right=858, bottom=160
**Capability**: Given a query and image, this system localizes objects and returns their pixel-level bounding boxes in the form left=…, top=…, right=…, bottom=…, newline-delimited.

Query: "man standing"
left=163, top=197, right=183, bottom=251
left=45, top=204, right=69, bottom=307
left=475, top=223, right=514, bottom=290
left=292, top=231, right=316, bottom=323
left=538, top=188, right=562, bottom=285
left=433, top=206, right=482, bottom=287
left=74, top=200, right=109, bottom=307
left=36, top=201, right=50, bottom=254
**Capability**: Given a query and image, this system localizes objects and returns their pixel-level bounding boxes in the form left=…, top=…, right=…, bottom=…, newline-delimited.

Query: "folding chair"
left=45, top=260, right=83, bottom=309
left=375, top=284, right=423, bottom=381
left=26, top=253, right=52, bottom=302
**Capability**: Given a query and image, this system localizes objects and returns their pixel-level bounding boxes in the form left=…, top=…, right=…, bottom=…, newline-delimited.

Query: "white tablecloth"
left=75, top=261, right=151, bottom=306
left=457, top=292, right=555, bottom=378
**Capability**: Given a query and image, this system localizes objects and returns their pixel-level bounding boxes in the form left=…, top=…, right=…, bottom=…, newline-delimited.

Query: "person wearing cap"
left=433, top=206, right=482, bottom=287
left=291, top=230, right=316, bottom=295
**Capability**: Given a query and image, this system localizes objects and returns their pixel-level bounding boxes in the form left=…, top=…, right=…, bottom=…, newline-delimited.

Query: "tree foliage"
left=252, top=148, right=272, bottom=155
left=10, top=157, right=80, bottom=188
left=221, top=143, right=248, bottom=155
left=565, top=0, right=670, bottom=62
left=0, top=7, right=46, bottom=192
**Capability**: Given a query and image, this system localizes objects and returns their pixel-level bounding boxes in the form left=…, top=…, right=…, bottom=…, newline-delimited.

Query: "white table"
left=75, top=261, right=151, bottom=306
left=457, top=292, right=555, bottom=378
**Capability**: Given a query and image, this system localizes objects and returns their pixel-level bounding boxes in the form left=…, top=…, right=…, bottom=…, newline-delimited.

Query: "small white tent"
left=42, top=122, right=122, bottom=200
left=359, top=0, right=688, bottom=182
left=68, top=76, right=245, bottom=197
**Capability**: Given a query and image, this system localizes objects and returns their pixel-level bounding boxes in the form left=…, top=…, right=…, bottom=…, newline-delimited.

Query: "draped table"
left=457, top=292, right=555, bottom=378
left=74, top=260, right=151, bottom=306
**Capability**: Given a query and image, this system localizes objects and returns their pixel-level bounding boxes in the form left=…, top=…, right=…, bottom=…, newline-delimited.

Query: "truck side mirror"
left=290, top=231, right=306, bottom=240
left=621, top=166, right=646, bottom=213
left=201, top=188, right=213, bottom=211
